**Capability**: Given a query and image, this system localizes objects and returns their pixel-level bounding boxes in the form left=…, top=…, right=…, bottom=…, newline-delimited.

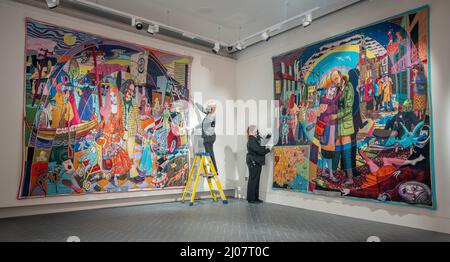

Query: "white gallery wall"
left=0, top=0, right=238, bottom=217
left=235, top=0, right=450, bottom=234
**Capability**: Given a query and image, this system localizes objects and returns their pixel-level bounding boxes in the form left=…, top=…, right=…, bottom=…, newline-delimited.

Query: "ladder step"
left=183, top=154, right=227, bottom=206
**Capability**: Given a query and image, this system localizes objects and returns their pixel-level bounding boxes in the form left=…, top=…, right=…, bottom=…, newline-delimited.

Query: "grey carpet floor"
left=0, top=199, right=449, bottom=242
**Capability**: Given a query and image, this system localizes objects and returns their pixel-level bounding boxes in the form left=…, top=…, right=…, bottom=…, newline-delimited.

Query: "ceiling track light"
left=236, top=42, right=246, bottom=51
left=147, top=24, right=159, bottom=34
left=302, top=12, right=313, bottom=28
left=132, top=17, right=144, bottom=30
left=46, top=0, right=59, bottom=9
left=261, top=31, right=271, bottom=42
left=229, top=7, right=319, bottom=51
left=212, top=42, right=221, bottom=54
left=70, top=0, right=228, bottom=54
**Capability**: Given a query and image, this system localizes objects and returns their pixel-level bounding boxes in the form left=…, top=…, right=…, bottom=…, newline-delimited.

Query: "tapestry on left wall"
left=19, top=19, right=192, bottom=198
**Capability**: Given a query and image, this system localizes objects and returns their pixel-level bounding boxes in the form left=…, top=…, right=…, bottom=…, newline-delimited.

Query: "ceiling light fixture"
left=46, top=0, right=59, bottom=9
left=147, top=24, right=159, bottom=34
left=212, top=42, right=221, bottom=54
left=236, top=42, right=246, bottom=51
left=132, top=17, right=144, bottom=30
left=261, top=31, right=271, bottom=42
left=302, top=12, right=313, bottom=28
left=229, top=6, right=320, bottom=52
left=70, top=0, right=236, bottom=55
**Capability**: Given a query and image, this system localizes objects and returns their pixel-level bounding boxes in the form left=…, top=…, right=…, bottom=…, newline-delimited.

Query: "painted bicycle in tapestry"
left=19, top=19, right=192, bottom=198
left=272, top=6, right=434, bottom=207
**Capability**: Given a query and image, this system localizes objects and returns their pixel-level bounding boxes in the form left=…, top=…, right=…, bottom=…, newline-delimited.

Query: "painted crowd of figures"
left=273, top=7, right=434, bottom=207
left=20, top=20, right=191, bottom=198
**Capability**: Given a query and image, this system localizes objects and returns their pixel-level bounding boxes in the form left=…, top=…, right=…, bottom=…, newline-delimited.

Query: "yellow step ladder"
left=181, top=153, right=228, bottom=206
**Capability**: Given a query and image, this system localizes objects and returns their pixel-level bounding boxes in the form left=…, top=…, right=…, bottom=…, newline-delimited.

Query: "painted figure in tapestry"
left=272, top=6, right=434, bottom=207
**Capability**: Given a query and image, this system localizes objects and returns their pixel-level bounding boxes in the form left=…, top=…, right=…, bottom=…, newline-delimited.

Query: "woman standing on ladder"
left=191, top=99, right=218, bottom=173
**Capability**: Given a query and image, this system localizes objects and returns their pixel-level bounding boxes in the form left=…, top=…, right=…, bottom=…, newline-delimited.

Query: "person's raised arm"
left=193, top=101, right=208, bottom=114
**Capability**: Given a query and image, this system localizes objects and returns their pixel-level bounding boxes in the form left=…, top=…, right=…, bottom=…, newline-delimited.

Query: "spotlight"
left=46, top=0, right=59, bottom=9
left=147, top=24, right=159, bottom=34
left=261, top=31, right=271, bottom=41
left=212, top=42, right=221, bottom=54
left=135, top=21, right=144, bottom=30
left=132, top=17, right=144, bottom=30
left=235, top=42, right=246, bottom=51
left=302, top=12, right=312, bottom=28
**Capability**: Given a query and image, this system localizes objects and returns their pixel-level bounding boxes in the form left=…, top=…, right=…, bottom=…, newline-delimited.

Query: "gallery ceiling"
left=14, top=0, right=363, bottom=55
left=84, top=0, right=362, bottom=46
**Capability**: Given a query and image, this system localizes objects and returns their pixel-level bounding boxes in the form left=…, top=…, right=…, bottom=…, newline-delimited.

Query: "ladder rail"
left=189, top=156, right=204, bottom=205
left=181, top=155, right=198, bottom=202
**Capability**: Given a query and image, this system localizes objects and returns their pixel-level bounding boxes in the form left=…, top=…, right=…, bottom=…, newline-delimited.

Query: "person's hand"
left=330, top=114, right=337, bottom=120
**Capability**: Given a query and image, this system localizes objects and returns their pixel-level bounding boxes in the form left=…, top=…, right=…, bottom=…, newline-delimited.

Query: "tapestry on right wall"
left=272, top=6, right=435, bottom=208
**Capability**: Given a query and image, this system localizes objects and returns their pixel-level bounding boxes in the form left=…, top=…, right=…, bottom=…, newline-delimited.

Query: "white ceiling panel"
left=87, top=0, right=361, bottom=44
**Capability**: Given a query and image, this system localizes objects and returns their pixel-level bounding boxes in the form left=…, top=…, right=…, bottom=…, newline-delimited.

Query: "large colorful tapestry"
left=272, top=6, right=435, bottom=208
left=19, top=19, right=192, bottom=198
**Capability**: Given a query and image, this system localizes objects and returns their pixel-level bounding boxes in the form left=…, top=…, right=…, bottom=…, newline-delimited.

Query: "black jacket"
left=246, top=136, right=270, bottom=166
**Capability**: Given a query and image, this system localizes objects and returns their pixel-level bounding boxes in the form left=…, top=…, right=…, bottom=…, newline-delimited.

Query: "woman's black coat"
left=246, top=135, right=270, bottom=166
